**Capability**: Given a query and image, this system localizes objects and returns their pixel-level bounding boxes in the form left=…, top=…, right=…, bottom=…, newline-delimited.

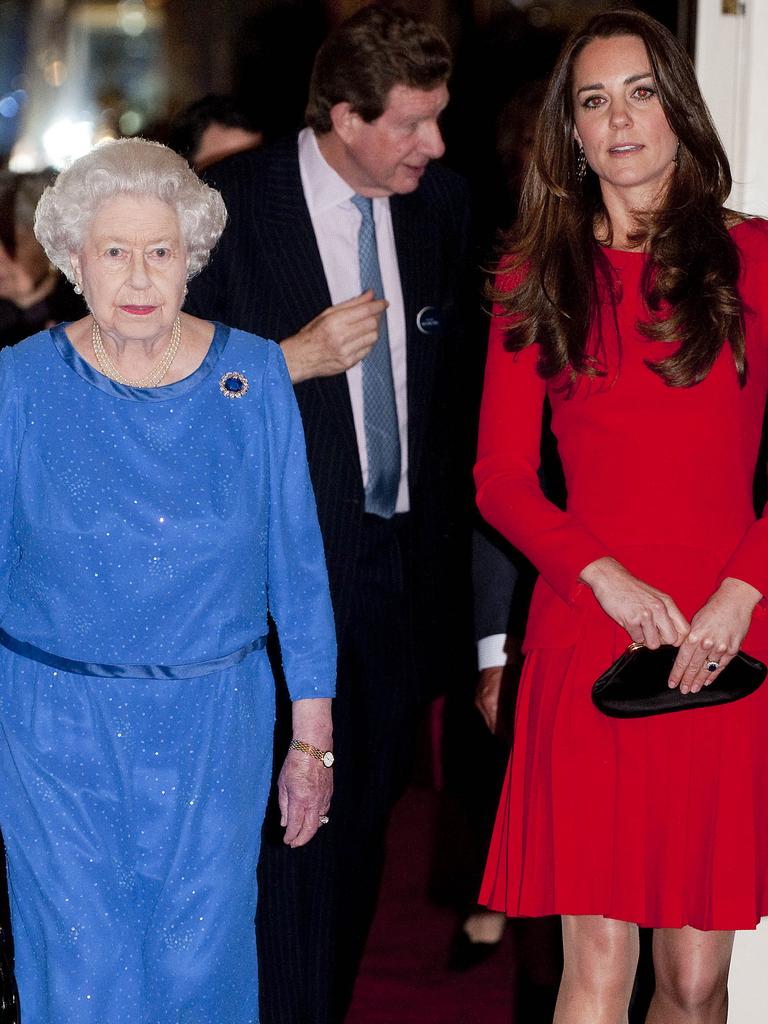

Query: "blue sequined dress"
left=0, top=323, right=336, bottom=1024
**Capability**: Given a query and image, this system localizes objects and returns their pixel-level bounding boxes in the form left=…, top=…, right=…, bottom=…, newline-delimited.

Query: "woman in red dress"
left=477, top=9, right=768, bottom=1023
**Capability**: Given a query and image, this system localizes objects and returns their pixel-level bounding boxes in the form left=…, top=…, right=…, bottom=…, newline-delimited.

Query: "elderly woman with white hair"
left=0, top=137, right=336, bottom=1023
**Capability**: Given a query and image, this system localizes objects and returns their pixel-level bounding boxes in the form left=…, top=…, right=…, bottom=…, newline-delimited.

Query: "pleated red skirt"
left=480, top=583, right=768, bottom=931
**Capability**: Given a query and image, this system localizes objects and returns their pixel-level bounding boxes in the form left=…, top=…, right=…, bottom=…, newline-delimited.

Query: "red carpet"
left=346, top=784, right=519, bottom=1024
left=347, top=782, right=664, bottom=1024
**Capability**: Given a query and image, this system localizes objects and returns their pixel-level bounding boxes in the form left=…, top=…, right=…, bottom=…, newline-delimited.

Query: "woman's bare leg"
left=647, top=927, right=733, bottom=1024
left=554, top=915, right=639, bottom=1024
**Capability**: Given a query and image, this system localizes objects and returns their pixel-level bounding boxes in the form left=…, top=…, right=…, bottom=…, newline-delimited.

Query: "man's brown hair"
left=305, top=4, right=451, bottom=134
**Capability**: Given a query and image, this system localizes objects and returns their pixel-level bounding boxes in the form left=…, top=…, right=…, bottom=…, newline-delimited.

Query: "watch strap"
left=290, top=738, right=334, bottom=767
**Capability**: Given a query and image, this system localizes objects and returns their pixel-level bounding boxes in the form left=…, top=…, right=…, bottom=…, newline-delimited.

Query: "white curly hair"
left=34, top=137, right=227, bottom=282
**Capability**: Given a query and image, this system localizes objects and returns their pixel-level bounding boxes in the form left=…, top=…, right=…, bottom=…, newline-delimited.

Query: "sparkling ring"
left=706, top=660, right=720, bottom=672
left=318, top=814, right=330, bottom=826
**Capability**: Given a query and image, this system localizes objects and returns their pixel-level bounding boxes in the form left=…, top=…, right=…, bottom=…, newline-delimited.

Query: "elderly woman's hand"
left=581, top=556, right=690, bottom=648
left=278, top=697, right=333, bottom=848
left=668, top=577, right=762, bottom=694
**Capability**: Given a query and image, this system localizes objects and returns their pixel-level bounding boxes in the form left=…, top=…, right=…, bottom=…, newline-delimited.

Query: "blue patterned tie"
left=351, top=194, right=401, bottom=518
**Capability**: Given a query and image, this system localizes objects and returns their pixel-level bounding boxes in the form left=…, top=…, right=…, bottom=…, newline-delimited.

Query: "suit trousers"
left=258, top=513, right=421, bottom=1024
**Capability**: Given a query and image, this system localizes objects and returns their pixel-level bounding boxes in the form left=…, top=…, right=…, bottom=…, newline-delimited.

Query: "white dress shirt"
left=477, top=634, right=511, bottom=670
left=298, top=127, right=409, bottom=512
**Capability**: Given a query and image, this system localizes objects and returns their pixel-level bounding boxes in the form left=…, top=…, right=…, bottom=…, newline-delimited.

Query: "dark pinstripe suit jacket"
left=186, top=135, right=473, bottom=669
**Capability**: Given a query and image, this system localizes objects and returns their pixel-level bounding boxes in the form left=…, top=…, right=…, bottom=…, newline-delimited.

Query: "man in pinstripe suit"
left=186, top=6, right=473, bottom=1021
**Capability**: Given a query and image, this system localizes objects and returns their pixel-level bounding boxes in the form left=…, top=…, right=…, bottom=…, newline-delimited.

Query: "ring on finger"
left=706, top=660, right=720, bottom=672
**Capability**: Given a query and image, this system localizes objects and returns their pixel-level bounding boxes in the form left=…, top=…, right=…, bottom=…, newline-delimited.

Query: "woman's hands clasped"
left=580, top=556, right=690, bottom=649
left=581, top=558, right=762, bottom=694
left=667, top=577, right=761, bottom=694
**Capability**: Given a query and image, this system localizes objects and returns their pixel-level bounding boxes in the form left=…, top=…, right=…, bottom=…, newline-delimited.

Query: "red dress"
left=477, top=219, right=768, bottom=930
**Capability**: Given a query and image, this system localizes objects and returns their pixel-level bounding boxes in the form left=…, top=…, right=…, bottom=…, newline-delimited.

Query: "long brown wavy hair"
left=495, top=8, right=744, bottom=390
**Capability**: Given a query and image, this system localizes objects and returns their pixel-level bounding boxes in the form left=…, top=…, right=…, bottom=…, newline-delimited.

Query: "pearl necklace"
left=91, top=316, right=182, bottom=388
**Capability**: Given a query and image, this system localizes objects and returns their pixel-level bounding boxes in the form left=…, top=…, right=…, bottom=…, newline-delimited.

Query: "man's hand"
left=280, top=290, right=388, bottom=383
left=475, top=641, right=522, bottom=737
left=475, top=666, right=504, bottom=733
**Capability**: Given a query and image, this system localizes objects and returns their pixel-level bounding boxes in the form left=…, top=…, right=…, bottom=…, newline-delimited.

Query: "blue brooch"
left=219, top=371, right=249, bottom=399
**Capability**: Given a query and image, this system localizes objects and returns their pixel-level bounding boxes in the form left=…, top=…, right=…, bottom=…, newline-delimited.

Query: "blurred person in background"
left=0, top=137, right=335, bottom=1023
left=494, top=79, right=548, bottom=232
left=186, top=4, right=474, bottom=1021
left=0, top=171, right=85, bottom=349
left=477, top=9, right=768, bottom=1023
left=168, top=94, right=264, bottom=171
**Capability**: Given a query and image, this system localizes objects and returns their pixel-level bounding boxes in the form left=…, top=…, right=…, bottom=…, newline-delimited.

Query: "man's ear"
left=329, top=102, right=360, bottom=145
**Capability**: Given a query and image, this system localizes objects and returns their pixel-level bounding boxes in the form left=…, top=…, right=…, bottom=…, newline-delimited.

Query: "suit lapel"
left=391, top=190, right=441, bottom=488
left=262, top=143, right=331, bottom=322
left=261, top=140, right=359, bottom=469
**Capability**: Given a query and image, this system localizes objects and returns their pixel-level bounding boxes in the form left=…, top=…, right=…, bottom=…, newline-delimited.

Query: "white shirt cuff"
left=477, top=634, right=510, bottom=671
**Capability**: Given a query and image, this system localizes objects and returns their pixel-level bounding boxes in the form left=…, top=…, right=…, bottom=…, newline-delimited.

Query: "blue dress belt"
left=0, top=628, right=268, bottom=680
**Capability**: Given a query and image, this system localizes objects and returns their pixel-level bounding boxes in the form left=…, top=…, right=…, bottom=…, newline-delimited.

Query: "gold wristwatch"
left=290, top=738, right=335, bottom=768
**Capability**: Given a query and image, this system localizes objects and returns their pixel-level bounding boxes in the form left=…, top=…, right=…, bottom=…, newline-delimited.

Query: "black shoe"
left=447, top=926, right=502, bottom=972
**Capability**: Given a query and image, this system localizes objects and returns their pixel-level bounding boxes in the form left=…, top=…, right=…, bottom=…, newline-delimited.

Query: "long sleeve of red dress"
left=475, top=320, right=609, bottom=607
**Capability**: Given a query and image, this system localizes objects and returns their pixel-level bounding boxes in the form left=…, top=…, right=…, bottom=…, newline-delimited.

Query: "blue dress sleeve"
left=264, top=342, right=337, bottom=700
left=0, top=346, right=21, bottom=621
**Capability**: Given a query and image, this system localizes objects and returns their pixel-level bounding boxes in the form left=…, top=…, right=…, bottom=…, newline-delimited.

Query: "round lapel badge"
left=219, top=371, right=250, bottom=398
left=416, top=306, right=442, bottom=335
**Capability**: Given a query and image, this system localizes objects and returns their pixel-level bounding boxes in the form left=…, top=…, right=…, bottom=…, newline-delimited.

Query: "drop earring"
left=73, top=283, right=82, bottom=295
left=576, top=144, right=587, bottom=182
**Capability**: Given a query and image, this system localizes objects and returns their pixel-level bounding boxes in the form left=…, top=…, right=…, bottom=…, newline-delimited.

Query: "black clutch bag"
left=592, top=642, right=767, bottom=718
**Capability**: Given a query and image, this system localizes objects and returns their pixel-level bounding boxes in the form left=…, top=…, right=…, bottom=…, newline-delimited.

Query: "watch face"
left=322, top=751, right=335, bottom=768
